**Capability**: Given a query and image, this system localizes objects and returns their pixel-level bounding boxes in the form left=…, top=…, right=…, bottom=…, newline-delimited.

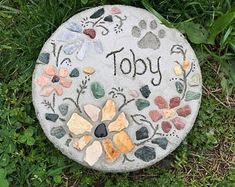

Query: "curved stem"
left=118, top=98, right=135, bottom=111
left=122, top=154, right=135, bottom=163
left=63, top=97, right=82, bottom=113
left=96, top=24, right=109, bottom=35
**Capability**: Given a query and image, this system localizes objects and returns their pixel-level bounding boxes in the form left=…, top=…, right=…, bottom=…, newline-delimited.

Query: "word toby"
left=106, top=47, right=162, bottom=86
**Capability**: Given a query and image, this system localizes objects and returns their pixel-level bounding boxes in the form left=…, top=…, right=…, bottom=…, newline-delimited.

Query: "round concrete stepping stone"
left=32, top=5, right=202, bottom=172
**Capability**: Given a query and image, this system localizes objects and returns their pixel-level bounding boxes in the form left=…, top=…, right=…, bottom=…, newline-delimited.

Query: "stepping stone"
left=32, top=5, right=202, bottom=172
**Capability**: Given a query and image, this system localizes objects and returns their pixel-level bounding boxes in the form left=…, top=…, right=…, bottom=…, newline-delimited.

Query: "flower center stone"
left=94, top=123, right=108, bottom=138
left=52, top=75, right=60, bottom=83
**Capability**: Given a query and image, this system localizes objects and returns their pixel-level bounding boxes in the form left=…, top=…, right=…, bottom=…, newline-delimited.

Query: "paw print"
left=131, top=20, right=166, bottom=50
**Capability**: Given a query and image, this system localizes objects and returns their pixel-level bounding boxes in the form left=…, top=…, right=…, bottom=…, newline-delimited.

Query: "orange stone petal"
left=102, top=138, right=121, bottom=162
left=101, top=99, right=116, bottom=121
left=40, top=86, right=54, bottom=97
left=60, top=79, right=72, bottom=88
left=54, top=85, right=63, bottom=96
left=113, top=131, right=134, bottom=153
left=44, top=64, right=56, bottom=76
left=59, top=68, right=69, bottom=78
left=72, top=135, right=93, bottom=150
left=82, top=67, right=96, bottom=75
left=108, top=112, right=129, bottom=132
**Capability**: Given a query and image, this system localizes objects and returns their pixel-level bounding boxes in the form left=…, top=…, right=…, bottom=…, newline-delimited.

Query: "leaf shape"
left=0, top=169, right=9, bottom=187
left=104, top=15, right=113, bottom=22
left=151, top=137, right=168, bottom=150
left=90, top=8, right=105, bottom=19
left=178, top=22, right=208, bottom=44
left=175, top=81, right=184, bottom=94
left=134, top=146, right=156, bottom=162
left=185, top=91, right=201, bottom=101
left=208, top=11, right=235, bottom=44
left=131, top=114, right=147, bottom=125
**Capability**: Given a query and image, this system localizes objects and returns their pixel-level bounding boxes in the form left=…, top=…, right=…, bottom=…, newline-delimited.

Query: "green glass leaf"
left=185, top=90, right=201, bottom=101
left=208, top=11, right=235, bottom=44
left=175, top=81, right=184, bottom=94
left=90, top=8, right=105, bottom=19
left=151, top=137, right=168, bottom=150
left=90, top=82, right=105, bottom=99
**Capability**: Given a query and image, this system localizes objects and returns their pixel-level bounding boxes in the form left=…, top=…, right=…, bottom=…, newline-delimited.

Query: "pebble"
left=149, top=110, right=162, bottom=122
left=58, top=104, right=68, bottom=116
left=151, top=137, right=168, bottom=150
left=169, top=97, right=181, bottom=108
left=162, top=109, right=175, bottom=119
left=154, top=96, right=168, bottom=109
left=136, top=127, right=149, bottom=140
left=139, top=85, right=151, bottom=98
left=102, top=138, right=120, bottom=162
left=66, top=22, right=82, bottom=33
left=91, top=82, right=105, bottom=99
left=108, top=112, right=129, bottom=132
left=111, top=7, right=121, bottom=14
left=101, top=99, right=116, bottom=121
left=94, top=123, right=108, bottom=138
left=176, top=105, right=191, bottom=117
left=50, top=126, right=66, bottom=139
left=113, top=131, right=134, bottom=153
left=45, top=113, right=59, bottom=122
left=67, top=113, right=93, bottom=135
left=84, top=141, right=102, bottom=166
left=134, top=146, right=156, bottom=162
left=69, top=68, right=79, bottom=77
left=182, top=59, right=190, bottom=70
left=135, top=99, right=150, bottom=111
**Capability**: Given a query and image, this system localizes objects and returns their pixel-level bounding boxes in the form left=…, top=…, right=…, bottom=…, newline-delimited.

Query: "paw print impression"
left=132, top=20, right=166, bottom=50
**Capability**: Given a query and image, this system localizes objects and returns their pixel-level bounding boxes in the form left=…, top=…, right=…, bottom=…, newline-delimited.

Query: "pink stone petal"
left=176, top=105, right=191, bottom=117
left=171, top=117, right=185, bottom=130
left=161, top=121, right=172, bottom=133
left=169, top=96, right=181, bottom=108
left=111, top=7, right=121, bottom=14
left=54, top=85, right=63, bottom=96
left=37, top=75, right=49, bottom=87
left=60, top=79, right=72, bottom=88
left=40, top=86, right=54, bottom=97
left=154, top=96, right=168, bottom=109
left=44, top=64, right=56, bottom=76
left=149, top=110, right=162, bottom=122
left=59, top=68, right=69, bottom=78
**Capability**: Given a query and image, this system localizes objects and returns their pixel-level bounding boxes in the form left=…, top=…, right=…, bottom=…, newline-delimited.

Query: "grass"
left=0, top=0, right=234, bottom=186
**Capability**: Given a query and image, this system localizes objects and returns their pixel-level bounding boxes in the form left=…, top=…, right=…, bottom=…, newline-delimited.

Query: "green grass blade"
left=207, top=11, right=235, bottom=44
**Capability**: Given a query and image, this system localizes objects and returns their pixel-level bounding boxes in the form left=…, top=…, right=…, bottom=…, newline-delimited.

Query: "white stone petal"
left=76, top=41, right=90, bottom=60
left=56, top=31, right=79, bottom=42
left=84, top=104, right=101, bottom=122
left=84, top=141, right=102, bottom=166
left=65, top=22, right=82, bottom=33
left=67, top=113, right=92, bottom=135
left=108, top=112, right=129, bottom=132
left=93, top=40, right=103, bottom=54
left=63, top=43, right=81, bottom=55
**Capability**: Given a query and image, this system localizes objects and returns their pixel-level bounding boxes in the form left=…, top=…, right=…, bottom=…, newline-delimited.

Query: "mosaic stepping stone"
left=32, top=5, right=202, bottom=172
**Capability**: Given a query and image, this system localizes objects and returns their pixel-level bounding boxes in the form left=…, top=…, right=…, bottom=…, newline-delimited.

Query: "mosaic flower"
left=37, top=64, right=72, bottom=97
left=67, top=99, right=134, bottom=166
left=149, top=96, right=192, bottom=133
left=56, top=22, right=103, bottom=61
